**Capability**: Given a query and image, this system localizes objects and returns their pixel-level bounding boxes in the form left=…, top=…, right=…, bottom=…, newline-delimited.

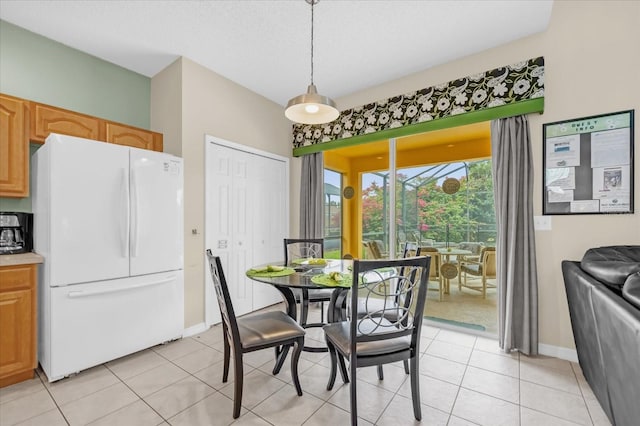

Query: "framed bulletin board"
left=543, top=110, right=634, bottom=215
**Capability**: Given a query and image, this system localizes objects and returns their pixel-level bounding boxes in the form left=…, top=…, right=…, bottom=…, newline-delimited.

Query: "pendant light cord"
left=310, top=0, right=315, bottom=86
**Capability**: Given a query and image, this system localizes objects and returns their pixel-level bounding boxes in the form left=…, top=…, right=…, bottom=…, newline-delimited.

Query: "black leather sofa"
left=562, top=246, right=640, bottom=426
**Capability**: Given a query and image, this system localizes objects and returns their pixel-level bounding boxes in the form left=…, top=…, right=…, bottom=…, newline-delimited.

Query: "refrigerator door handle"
left=131, top=166, right=140, bottom=257
left=67, top=276, right=176, bottom=298
left=121, top=168, right=130, bottom=258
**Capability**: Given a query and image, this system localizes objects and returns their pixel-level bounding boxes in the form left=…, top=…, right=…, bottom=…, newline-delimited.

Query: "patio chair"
left=206, top=250, right=305, bottom=418
left=459, top=246, right=497, bottom=298
left=284, top=238, right=333, bottom=330
left=456, top=241, right=484, bottom=280
left=324, top=255, right=431, bottom=425
left=418, top=246, right=444, bottom=301
left=370, top=240, right=386, bottom=258
left=363, top=240, right=380, bottom=259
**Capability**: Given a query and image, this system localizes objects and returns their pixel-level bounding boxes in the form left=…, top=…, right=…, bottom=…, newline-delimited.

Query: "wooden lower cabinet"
left=0, top=264, right=37, bottom=388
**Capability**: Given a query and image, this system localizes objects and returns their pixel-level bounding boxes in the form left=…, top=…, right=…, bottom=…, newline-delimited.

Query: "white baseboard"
left=538, top=343, right=578, bottom=363
left=182, top=322, right=209, bottom=338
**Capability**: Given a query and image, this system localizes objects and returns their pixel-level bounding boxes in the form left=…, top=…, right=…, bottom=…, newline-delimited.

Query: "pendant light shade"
left=285, top=0, right=339, bottom=125
left=285, top=84, right=339, bottom=124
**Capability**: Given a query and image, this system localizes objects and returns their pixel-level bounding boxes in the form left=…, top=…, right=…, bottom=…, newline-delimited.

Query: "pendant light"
left=285, top=0, right=339, bottom=125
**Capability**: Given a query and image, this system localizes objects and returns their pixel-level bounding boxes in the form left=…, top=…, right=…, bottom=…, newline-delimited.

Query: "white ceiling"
left=0, top=0, right=553, bottom=107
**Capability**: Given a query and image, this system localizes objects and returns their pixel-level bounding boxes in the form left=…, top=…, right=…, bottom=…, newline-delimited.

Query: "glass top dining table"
left=246, top=259, right=352, bottom=360
left=245, top=258, right=353, bottom=324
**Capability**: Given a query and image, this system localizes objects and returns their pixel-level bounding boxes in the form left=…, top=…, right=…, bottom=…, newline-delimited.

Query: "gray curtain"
left=491, top=115, right=538, bottom=355
left=300, top=152, right=324, bottom=239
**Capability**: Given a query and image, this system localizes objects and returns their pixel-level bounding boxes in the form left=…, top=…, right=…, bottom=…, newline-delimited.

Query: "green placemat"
left=246, top=267, right=295, bottom=278
left=311, top=273, right=352, bottom=288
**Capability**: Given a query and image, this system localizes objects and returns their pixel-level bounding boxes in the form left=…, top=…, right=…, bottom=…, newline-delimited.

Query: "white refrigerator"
left=32, top=133, right=184, bottom=382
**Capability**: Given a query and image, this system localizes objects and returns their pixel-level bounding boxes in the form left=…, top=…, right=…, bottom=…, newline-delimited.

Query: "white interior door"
left=205, top=143, right=251, bottom=318
left=252, top=153, right=287, bottom=309
left=205, top=137, right=289, bottom=325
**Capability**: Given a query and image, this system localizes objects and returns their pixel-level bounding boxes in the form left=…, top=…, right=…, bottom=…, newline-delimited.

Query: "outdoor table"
left=436, top=248, right=472, bottom=294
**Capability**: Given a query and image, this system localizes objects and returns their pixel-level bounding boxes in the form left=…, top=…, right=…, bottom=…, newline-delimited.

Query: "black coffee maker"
left=0, top=212, right=33, bottom=254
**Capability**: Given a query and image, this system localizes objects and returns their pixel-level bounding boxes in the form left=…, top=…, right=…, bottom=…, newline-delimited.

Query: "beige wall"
left=151, top=57, right=295, bottom=328
left=150, top=58, right=182, bottom=157
left=335, top=0, right=640, bottom=351
left=152, top=1, right=639, bottom=351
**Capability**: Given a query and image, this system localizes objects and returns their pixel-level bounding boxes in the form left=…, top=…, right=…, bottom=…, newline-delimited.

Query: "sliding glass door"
left=323, top=169, right=342, bottom=258
left=323, top=122, right=499, bottom=334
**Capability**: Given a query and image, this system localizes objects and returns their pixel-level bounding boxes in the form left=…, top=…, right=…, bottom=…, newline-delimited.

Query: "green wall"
left=0, top=20, right=152, bottom=212
left=0, top=20, right=150, bottom=126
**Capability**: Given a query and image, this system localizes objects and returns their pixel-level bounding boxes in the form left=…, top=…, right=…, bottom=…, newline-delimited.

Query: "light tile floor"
left=0, top=305, right=612, bottom=426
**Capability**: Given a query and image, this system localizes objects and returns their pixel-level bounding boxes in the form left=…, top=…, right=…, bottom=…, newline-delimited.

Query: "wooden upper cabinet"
left=0, top=94, right=29, bottom=197
left=30, top=102, right=102, bottom=143
left=105, top=121, right=163, bottom=151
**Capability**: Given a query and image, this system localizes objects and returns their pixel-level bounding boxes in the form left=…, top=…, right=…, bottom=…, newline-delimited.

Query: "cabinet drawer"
left=0, top=264, right=35, bottom=292
left=31, top=103, right=101, bottom=143
left=105, top=122, right=163, bottom=151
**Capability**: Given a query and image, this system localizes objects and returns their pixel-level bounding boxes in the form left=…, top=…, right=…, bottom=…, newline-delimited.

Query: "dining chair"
left=355, top=242, right=421, bottom=377
left=206, top=250, right=305, bottom=418
left=283, top=238, right=333, bottom=331
left=459, top=246, right=497, bottom=298
left=324, top=255, right=431, bottom=425
left=356, top=242, right=419, bottom=320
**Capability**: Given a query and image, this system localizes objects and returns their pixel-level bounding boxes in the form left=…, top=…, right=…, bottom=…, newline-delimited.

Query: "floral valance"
left=292, top=56, right=544, bottom=152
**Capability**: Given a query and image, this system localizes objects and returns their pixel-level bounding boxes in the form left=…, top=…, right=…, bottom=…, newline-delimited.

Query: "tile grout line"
left=25, top=370, right=71, bottom=426
left=98, top=362, right=168, bottom=424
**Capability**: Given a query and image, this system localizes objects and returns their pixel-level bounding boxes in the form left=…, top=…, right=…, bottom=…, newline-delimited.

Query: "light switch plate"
left=534, top=215, right=552, bottom=231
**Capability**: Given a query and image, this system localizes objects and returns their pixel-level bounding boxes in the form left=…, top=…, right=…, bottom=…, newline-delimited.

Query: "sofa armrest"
left=622, top=272, right=640, bottom=309
left=591, top=282, right=640, bottom=426
left=561, top=261, right=613, bottom=422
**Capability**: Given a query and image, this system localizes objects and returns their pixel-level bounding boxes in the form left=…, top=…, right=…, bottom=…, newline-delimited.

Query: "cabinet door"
left=30, top=102, right=101, bottom=143
left=0, top=95, right=29, bottom=197
left=0, top=264, right=36, bottom=386
left=105, top=122, right=163, bottom=152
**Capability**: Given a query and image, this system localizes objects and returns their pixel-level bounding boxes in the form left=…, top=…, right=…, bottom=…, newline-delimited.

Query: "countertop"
left=0, top=252, right=44, bottom=267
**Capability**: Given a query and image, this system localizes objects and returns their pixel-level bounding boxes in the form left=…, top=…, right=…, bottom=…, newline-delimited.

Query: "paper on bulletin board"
left=592, top=165, right=631, bottom=212
left=591, top=128, right=631, bottom=168
left=546, top=135, right=581, bottom=168
left=548, top=188, right=574, bottom=203
left=546, top=167, right=575, bottom=190
left=570, top=200, right=600, bottom=213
